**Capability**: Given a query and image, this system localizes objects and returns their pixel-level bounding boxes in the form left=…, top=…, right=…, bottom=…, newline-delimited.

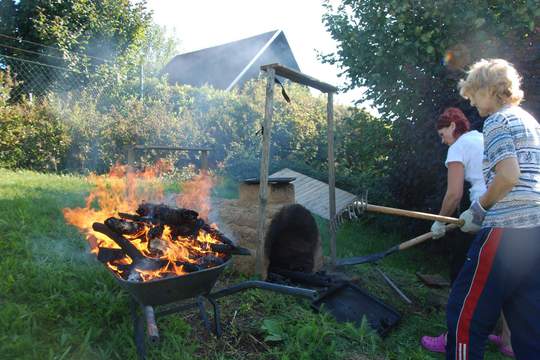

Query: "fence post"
left=127, top=146, right=135, bottom=167
left=139, top=58, right=144, bottom=101
left=200, top=150, right=208, bottom=173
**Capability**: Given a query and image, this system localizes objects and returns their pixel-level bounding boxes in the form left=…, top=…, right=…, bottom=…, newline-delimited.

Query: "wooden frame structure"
left=256, top=63, right=338, bottom=278
left=127, top=145, right=211, bottom=171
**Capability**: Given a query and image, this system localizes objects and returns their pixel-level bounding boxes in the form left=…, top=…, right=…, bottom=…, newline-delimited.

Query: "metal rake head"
left=330, top=191, right=368, bottom=231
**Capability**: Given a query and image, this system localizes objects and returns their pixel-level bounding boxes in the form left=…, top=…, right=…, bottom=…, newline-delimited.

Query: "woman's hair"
left=458, top=58, right=523, bottom=106
left=437, top=107, right=470, bottom=137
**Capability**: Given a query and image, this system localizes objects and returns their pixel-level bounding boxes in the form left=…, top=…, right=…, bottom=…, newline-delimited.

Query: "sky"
left=145, top=0, right=370, bottom=109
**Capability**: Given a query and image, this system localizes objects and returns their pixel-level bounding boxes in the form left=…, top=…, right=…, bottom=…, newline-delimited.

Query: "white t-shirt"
left=445, top=130, right=487, bottom=202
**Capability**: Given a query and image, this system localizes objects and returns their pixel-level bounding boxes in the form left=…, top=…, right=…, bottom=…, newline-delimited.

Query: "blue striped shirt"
left=482, top=106, right=540, bottom=228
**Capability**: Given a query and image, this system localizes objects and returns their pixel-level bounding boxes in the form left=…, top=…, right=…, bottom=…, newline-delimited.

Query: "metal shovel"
left=336, top=224, right=459, bottom=267
left=93, top=222, right=167, bottom=271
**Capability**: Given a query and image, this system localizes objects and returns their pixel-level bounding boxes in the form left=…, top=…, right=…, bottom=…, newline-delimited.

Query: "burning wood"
left=63, top=164, right=249, bottom=283
left=91, top=203, right=250, bottom=282
left=97, top=247, right=126, bottom=263
left=105, top=217, right=144, bottom=235
left=197, top=255, right=225, bottom=268
left=209, top=243, right=251, bottom=255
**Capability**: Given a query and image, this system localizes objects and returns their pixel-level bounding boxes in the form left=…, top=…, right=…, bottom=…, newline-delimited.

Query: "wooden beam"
left=261, top=63, right=338, bottom=93
left=327, top=92, right=337, bottom=268
left=256, top=67, right=275, bottom=279
left=133, top=145, right=212, bottom=152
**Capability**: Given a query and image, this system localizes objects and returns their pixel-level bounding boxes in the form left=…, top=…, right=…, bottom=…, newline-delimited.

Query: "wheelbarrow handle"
left=365, top=204, right=465, bottom=226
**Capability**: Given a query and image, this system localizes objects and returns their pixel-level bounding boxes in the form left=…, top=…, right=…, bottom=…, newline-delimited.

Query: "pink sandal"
left=488, top=334, right=515, bottom=358
left=421, top=333, right=446, bottom=353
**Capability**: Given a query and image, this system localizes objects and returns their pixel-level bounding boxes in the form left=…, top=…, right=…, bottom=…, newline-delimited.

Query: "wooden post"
left=256, top=67, right=275, bottom=279
left=327, top=92, right=337, bottom=268
left=200, top=150, right=208, bottom=172
left=127, top=146, right=135, bottom=167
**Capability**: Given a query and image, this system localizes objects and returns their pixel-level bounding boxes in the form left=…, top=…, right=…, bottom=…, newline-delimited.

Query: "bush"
left=0, top=70, right=395, bottom=216
left=0, top=100, right=70, bottom=171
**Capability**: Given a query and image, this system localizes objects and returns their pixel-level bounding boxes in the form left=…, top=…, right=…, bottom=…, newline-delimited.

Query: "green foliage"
left=30, top=0, right=150, bottom=63
left=0, top=69, right=14, bottom=107
left=0, top=65, right=393, bottom=205
left=335, top=108, right=392, bottom=198
left=323, top=0, right=539, bottom=232
left=0, top=75, right=70, bottom=170
left=140, top=24, right=180, bottom=77
left=0, top=0, right=158, bottom=95
left=261, top=319, right=286, bottom=342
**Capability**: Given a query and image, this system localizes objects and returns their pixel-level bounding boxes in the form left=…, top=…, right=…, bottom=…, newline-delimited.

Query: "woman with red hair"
left=430, top=107, right=486, bottom=244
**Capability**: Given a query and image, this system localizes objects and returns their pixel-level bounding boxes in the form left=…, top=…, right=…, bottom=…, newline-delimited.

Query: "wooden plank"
left=261, top=63, right=338, bottom=93
left=296, top=185, right=328, bottom=203
left=336, top=196, right=357, bottom=212
left=335, top=190, right=353, bottom=204
left=134, top=145, right=212, bottom=152
left=296, top=182, right=323, bottom=196
left=270, top=168, right=357, bottom=220
left=290, top=176, right=313, bottom=189
left=256, top=67, right=275, bottom=279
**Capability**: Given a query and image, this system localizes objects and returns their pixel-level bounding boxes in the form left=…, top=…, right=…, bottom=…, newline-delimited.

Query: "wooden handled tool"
left=336, top=224, right=459, bottom=266
left=333, top=195, right=465, bottom=229
left=365, top=204, right=464, bottom=225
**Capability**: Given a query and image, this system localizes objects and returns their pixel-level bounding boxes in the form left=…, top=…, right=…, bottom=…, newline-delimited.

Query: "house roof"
left=162, top=30, right=300, bottom=90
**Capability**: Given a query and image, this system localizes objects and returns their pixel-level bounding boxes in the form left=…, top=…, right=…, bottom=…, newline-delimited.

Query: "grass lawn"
left=0, top=169, right=507, bottom=359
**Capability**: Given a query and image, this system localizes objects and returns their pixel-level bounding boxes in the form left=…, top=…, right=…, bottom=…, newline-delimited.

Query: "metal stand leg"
left=197, top=296, right=222, bottom=337
left=206, top=296, right=222, bottom=337
left=197, top=296, right=212, bottom=335
left=130, top=299, right=146, bottom=360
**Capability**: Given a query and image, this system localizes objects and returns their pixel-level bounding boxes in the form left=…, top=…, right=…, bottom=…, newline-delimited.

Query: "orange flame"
left=63, top=163, right=223, bottom=281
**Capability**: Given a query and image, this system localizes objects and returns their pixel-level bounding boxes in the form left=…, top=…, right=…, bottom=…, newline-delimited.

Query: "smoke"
left=176, top=173, right=215, bottom=220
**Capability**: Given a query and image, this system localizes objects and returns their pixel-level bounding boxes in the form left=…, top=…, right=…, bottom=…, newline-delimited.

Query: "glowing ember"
left=63, top=163, right=228, bottom=282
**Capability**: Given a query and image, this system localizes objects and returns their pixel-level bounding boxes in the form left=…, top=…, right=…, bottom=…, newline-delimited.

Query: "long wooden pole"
left=327, top=92, right=336, bottom=268
left=256, top=68, right=275, bottom=279
left=365, top=204, right=464, bottom=225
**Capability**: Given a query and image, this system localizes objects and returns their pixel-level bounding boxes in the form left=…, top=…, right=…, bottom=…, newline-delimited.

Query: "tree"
left=140, top=24, right=180, bottom=78
left=322, top=0, right=539, bottom=231
left=0, top=0, right=153, bottom=95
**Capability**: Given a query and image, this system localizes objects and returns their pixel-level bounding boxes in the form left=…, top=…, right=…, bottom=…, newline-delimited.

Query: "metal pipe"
left=209, top=281, right=318, bottom=300
left=375, top=267, right=412, bottom=304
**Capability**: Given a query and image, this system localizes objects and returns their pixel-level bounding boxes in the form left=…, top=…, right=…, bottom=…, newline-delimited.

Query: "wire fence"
left=0, top=53, right=90, bottom=100
left=0, top=34, right=139, bottom=105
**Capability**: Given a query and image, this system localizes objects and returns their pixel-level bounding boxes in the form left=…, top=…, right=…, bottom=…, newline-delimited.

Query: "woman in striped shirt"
left=446, top=59, right=540, bottom=360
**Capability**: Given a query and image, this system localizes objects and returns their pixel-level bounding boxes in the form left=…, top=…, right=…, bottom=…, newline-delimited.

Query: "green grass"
left=0, top=169, right=506, bottom=359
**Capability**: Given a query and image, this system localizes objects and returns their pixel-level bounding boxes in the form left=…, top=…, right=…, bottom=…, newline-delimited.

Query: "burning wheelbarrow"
left=87, top=202, right=400, bottom=359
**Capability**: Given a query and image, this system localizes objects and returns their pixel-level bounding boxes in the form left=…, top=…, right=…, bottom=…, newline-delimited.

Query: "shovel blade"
left=335, top=246, right=399, bottom=267
left=335, top=252, right=386, bottom=266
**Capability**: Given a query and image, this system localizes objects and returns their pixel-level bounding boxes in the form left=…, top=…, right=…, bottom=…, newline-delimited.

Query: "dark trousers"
left=448, top=230, right=475, bottom=284
left=446, top=226, right=540, bottom=359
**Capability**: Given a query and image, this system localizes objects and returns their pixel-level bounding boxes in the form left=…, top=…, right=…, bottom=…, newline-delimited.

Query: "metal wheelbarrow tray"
left=115, top=258, right=232, bottom=306
left=312, top=282, right=401, bottom=336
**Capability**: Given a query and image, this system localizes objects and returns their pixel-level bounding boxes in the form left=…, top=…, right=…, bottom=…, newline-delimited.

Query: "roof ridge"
left=173, top=29, right=280, bottom=59
left=226, top=30, right=282, bottom=91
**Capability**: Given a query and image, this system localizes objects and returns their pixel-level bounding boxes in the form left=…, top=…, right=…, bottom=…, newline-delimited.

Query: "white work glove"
left=430, top=221, right=446, bottom=239
left=459, top=200, right=486, bottom=233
